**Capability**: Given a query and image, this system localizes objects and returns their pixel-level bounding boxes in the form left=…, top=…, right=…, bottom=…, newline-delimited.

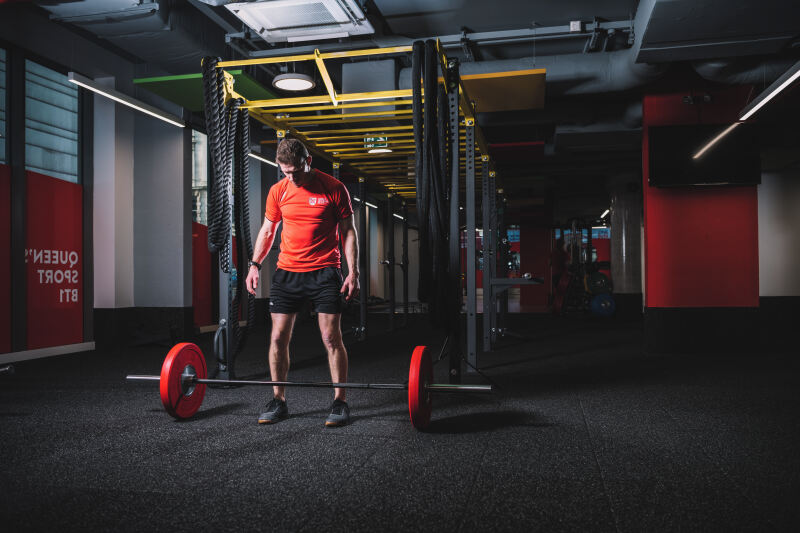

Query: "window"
left=191, top=130, right=208, bottom=225
left=0, top=48, right=6, bottom=164
left=24, top=60, right=78, bottom=182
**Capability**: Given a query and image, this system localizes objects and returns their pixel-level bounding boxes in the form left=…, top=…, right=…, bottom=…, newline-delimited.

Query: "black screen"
left=648, top=123, right=761, bottom=187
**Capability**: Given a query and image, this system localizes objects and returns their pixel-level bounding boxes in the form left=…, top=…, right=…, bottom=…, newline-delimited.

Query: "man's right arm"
left=246, top=217, right=280, bottom=295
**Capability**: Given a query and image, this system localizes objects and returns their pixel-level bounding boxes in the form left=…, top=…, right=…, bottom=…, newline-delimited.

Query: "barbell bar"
left=126, top=343, right=491, bottom=429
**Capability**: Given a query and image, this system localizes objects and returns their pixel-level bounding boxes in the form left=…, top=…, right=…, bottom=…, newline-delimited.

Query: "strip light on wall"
left=353, top=197, right=378, bottom=209
left=67, top=72, right=184, bottom=128
left=248, top=152, right=278, bottom=167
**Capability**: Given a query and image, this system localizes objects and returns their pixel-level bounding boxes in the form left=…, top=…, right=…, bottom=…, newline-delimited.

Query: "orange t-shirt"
left=265, top=169, right=353, bottom=272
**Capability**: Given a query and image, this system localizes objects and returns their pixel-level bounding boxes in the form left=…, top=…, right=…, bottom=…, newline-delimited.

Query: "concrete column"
left=609, top=179, right=643, bottom=313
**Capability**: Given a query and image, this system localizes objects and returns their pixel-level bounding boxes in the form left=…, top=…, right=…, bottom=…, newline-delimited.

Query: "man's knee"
left=270, top=330, right=292, bottom=349
left=320, top=331, right=344, bottom=350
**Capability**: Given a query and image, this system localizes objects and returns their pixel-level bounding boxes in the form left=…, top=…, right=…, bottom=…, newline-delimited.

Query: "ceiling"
left=28, top=0, right=800, bottom=222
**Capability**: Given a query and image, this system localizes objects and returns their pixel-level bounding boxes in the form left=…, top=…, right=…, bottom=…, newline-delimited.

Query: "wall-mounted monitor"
left=648, top=123, right=761, bottom=187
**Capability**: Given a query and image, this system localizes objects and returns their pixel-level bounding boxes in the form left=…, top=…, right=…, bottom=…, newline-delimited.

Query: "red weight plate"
left=159, top=343, right=207, bottom=419
left=408, top=345, right=433, bottom=429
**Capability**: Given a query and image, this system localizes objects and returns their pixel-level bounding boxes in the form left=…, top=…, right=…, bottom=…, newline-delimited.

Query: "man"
left=245, top=138, right=359, bottom=427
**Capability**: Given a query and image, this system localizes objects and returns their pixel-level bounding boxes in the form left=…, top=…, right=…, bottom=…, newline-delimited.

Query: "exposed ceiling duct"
left=397, top=0, right=664, bottom=97
left=637, top=0, right=800, bottom=63
left=692, top=57, right=797, bottom=87
left=43, top=0, right=227, bottom=74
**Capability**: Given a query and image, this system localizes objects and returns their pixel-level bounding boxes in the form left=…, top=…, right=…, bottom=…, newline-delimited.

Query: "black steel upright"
left=488, top=170, right=498, bottom=345
left=497, top=191, right=509, bottom=329
left=446, top=58, right=462, bottom=383
left=385, top=193, right=395, bottom=331
left=402, top=201, right=409, bottom=324
left=358, top=177, right=368, bottom=339
left=481, top=160, right=492, bottom=353
left=465, top=122, right=477, bottom=372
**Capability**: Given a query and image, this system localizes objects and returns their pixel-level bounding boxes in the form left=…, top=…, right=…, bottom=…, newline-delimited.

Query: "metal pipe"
left=125, top=375, right=492, bottom=392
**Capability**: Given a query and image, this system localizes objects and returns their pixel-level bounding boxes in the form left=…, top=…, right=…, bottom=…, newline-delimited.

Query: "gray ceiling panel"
left=638, top=0, right=800, bottom=63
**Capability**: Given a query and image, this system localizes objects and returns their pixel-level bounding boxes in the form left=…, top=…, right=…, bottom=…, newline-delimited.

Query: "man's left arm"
left=338, top=215, right=360, bottom=301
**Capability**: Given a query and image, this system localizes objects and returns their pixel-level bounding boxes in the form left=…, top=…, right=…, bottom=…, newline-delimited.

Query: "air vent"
left=226, top=0, right=374, bottom=43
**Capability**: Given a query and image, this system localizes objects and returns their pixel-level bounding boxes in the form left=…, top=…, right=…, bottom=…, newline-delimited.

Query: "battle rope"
left=201, top=58, right=255, bottom=362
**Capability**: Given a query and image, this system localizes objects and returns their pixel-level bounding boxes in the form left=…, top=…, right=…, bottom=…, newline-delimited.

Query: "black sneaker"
left=325, top=399, right=350, bottom=427
left=258, top=398, right=288, bottom=424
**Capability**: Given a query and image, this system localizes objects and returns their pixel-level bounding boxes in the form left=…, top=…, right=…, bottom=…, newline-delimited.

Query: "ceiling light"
left=352, top=197, right=378, bottom=209
left=600, top=209, right=610, bottom=218
left=272, top=73, right=315, bottom=92
left=68, top=72, right=184, bottom=128
left=368, top=148, right=393, bottom=154
left=739, top=59, right=800, bottom=121
left=393, top=213, right=405, bottom=220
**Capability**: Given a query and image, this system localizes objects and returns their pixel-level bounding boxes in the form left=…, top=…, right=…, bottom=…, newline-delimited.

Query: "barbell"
left=126, top=343, right=492, bottom=429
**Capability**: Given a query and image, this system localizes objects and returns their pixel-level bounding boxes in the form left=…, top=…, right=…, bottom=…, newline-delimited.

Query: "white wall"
left=758, top=171, right=800, bottom=297
left=93, top=81, right=135, bottom=309
left=133, top=115, right=189, bottom=307
left=391, top=223, right=419, bottom=305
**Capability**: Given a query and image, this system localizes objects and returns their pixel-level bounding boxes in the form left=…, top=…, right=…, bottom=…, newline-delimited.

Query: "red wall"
left=643, top=86, right=759, bottom=308
left=0, top=165, right=10, bottom=353
left=594, top=236, right=611, bottom=280
left=519, top=227, right=551, bottom=311
left=26, top=171, right=83, bottom=349
left=192, top=222, right=213, bottom=328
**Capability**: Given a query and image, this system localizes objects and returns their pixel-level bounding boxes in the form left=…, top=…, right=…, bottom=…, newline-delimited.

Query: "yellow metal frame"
left=215, top=42, right=502, bottom=200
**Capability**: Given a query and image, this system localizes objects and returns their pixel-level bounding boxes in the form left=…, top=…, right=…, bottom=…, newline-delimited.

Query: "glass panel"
left=25, top=60, right=78, bottom=182
left=0, top=48, right=8, bottom=351
left=191, top=130, right=208, bottom=225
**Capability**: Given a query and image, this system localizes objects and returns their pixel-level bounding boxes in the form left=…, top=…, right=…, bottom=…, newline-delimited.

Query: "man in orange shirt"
left=245, top=138, right=359, bottom=427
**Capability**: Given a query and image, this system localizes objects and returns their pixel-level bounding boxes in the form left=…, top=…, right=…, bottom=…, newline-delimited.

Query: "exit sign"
left=364, top=136, right=388, bottom=148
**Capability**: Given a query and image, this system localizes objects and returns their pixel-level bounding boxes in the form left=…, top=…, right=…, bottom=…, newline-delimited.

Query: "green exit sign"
left=364, top=136, right=388, bottom=148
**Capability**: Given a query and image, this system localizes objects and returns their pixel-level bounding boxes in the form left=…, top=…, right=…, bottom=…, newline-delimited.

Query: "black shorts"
left=269, top=267, right=344, bottom=314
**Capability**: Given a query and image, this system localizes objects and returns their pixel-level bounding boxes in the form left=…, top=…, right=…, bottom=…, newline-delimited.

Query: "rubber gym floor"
left=1, top=313, right=798, bottom=532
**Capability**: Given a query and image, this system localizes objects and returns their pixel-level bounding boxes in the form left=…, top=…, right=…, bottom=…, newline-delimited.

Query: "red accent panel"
left=192, top=222, right=212, bottom=328
left=643, top=86, right=759, bottom=308
left=26, top=171, right=83, bottom=349
left=594, top=237, right=611, bottom=281
left=519, top=227, right=551, bottom=312
left=0, top=165, right=11, bottom=353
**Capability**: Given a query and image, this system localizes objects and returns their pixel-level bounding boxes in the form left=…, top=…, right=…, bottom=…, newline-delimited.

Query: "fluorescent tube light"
left=600, top=209, right=609, bottom=218
left=739, top=60, right=800, bottom=121
left=353, top=197, right=378, bottom=209
left=692, top=122, right=740, bottom=160
left=248, top=152, right=278, bottom=167
left=68, top=72, right=184, bottom=128
left=393, top=213, right=404, bottom=220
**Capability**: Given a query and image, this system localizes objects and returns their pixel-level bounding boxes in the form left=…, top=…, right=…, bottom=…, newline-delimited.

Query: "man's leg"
left=269, top=312, right=297, bottom=401
left=317, top=312, right=347, bottom=401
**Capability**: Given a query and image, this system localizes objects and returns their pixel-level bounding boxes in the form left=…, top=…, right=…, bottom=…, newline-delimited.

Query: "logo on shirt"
left=309, top=197, right=328, bottom=206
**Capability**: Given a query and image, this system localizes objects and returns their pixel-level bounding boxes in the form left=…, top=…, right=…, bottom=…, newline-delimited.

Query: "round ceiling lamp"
left=272, top=73, right=315, bottom=91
